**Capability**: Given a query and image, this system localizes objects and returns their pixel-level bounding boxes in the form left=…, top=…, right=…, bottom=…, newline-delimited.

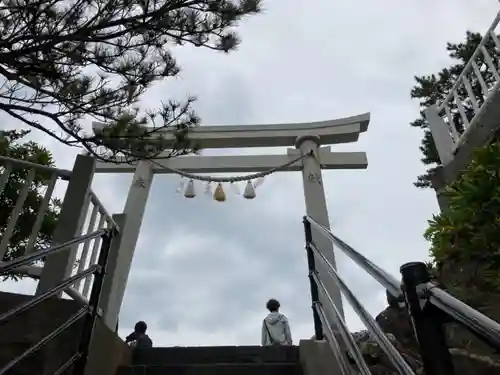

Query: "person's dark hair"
left=266, top=298, right=280, bottom=312
left=135, top=321, right=147, bottom=333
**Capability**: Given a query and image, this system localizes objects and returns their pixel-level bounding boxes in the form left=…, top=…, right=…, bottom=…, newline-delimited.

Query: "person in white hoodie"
left=261, top=298, right=293, bottom=346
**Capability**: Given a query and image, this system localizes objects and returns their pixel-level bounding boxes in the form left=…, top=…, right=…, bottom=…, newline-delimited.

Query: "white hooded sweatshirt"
left=261, top=311, right=293, bottom=346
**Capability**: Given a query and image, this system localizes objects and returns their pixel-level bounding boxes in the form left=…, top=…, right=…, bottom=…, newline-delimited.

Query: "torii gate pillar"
left=101, top=160, right=154, bottom=329
left=296, top=135, right=344, bottom=320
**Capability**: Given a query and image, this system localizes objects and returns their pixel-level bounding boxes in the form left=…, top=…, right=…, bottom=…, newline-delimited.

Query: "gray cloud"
left=1, top=0, right=497, bottom=347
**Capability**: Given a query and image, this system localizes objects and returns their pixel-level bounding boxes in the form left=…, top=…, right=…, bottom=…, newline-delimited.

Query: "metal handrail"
left=0, top=229, right=107, bottom=274
left=303, top=218, right=324, bottom=341
left=0, top=265, right=99, bottom=325
left=0, top=307, right=88, bottom=375
left=305, top=215, right=500, bottom=350
left=428, top=283, right=500, bottom=350
left=303, top=214, right=500, bottom=375
left=309, top=242, right=415, bottom=375
left=305, top=216, right=401, bottom=298
left=53, top=353, right=82, bottom=375
left=313, top=301, right=353, bottom=375
left=0, top=229, right=115, bottom=375
left=312, top=272, right=372, bottom=375
left=73, top=232, right=113, bottom=375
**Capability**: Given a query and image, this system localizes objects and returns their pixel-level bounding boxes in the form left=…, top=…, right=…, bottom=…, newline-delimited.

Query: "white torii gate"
left=95, top=113, right=370, bottom=330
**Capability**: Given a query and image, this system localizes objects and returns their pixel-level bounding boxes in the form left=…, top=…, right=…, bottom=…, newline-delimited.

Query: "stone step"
left=117, top=363, right=303, bottom=375
left=131, top=346, right=300, bottom=365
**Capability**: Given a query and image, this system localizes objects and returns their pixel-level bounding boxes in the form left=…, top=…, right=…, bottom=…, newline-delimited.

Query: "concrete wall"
left=299, top=339, right=344, bottom=375
left=0, top=291, right=130, bottom=375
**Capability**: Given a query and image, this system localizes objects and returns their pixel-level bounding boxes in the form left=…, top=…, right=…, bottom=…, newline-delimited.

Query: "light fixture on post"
left=184, top=179, right=196, bottom=198
left=243, top=181, right=256, bottom=199
left=213, top=183, right=226, bottom=202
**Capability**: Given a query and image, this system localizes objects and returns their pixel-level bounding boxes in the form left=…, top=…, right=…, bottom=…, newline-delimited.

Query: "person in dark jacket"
left=125, top=321, right=153, bottom=348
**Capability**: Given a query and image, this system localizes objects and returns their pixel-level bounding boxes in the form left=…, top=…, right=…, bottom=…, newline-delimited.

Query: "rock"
left=348, top=328, right=500, bottom=375
left=450, top=348, right=500, bottom=374
left=376, top=286, right=500, bottom=362
left=349, top=330, right=421, bottom=374
left=316, top=255, right=500, bottom=374
left=436, top=260, right=500, bottom=361
left=375, top=306, right=419, bottom=355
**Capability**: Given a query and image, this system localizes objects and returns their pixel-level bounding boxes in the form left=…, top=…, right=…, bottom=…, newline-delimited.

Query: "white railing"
left=0, top=156, right=71, bottom=259
left=69, top=189, right=116, bottom=301
left=437, top=11, right=500, bottom=151
left=0, top=154, right=116, bottom=303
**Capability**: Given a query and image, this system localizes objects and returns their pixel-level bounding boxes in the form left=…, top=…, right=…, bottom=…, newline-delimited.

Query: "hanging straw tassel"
left=213, top=183, right=226, bottom=202
left=184, top=179, right=196, bottom=198
left=230, top=182, right=241, bottom=195
left=254, top=177, right=265, bottom=189
left=175, top=178, right=186, bottom=194
left=243, top=180, right=256, bottom=199
left=204, top=181, right=212, bottom=197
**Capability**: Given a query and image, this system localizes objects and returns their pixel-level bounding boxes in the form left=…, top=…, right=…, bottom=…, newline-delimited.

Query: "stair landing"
left=116, top=345, right=303, bottom=375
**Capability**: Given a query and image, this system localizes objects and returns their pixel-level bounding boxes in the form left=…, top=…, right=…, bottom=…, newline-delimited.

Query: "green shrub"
left=425, top=142, right=500, bottom=290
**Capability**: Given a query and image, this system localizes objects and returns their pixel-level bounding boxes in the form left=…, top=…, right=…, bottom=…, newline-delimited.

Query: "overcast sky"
left=2, top=0, right=498, bottom=347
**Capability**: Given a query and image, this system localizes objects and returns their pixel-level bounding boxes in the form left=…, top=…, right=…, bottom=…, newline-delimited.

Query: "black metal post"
left=303, top=216, right=324, bottom=340
left=73, top=231, right=113, bottom=375
left=400, top=261, right=454, bottom=375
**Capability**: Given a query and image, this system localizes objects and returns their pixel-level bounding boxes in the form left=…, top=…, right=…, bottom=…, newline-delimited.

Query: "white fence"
left=0, top=154, right=117, bottom=303
left=427, top=11, right=500, bottom=166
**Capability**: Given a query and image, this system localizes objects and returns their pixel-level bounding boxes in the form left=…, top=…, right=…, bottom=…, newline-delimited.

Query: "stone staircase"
left=116, top=346, right=304, bottom=375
